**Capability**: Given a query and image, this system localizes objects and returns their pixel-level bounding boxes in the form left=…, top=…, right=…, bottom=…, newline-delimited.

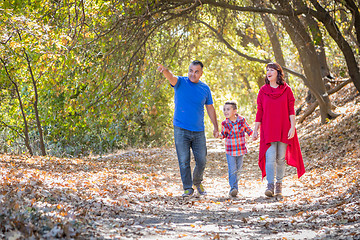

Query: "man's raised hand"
left=157, top=63, right=177, bottom=86
left=157, top=63, right=166, bottom=73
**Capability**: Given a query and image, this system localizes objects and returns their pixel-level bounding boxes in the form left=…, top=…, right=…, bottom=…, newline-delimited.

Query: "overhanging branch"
left=170, top=0, right=309, bottom=16
left=194, top=18, right=309, bottom=84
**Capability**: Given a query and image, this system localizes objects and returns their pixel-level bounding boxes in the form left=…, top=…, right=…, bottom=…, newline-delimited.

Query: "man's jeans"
left=265, top=141, right=287, bottom=184
left=174, top=126, right=207, bottom=191
left=226, top=154, right=244, bottom=190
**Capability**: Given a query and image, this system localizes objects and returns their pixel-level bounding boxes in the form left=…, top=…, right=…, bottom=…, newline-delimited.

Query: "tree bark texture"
left=260, top=13, right=287, bottom=77
left=309, top=0, right=360, bottom=93
left=253, top=0, right=286, bottom=70
left=295, top=0, right=331, bottom=78
left=344, top=0, right=360, bottom=47
left=271, top=0, right=338, bottom=123
left=0, top=57, right=33, bottom=156
left=24, top=51, right=46, bottom=156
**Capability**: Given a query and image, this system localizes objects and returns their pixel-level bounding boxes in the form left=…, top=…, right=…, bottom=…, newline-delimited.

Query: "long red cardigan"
left=255, top=83, right=305, bottom=179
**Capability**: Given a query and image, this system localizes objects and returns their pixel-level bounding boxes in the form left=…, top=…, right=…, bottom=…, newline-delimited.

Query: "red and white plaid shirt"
left=221, top=114, right=253, bottom=156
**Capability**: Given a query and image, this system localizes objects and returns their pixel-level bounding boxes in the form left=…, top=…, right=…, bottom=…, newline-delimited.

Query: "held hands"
left=251, top=128, right=294, bottom=140
left=252, top=131, right=259, bottom=141
left=213, top=129, right=220, bottom=138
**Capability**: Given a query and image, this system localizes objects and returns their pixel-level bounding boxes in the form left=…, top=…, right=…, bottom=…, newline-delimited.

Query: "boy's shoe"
left=182, top=189, right=194, bottom=197
left=265, top=183, right=274, bottom=197
left=229, top=188, right=238, bottom=197
left=275, top=182, right=282, bottom=196
left=195, top=184, right=207, bottom=195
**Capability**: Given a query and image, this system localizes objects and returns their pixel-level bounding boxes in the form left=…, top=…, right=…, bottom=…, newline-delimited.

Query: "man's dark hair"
left=191, top=60, right=204, bottom=69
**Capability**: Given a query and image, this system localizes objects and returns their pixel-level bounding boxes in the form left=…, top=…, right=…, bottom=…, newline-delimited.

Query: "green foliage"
left=0, top=0, right=174, bottom=156
left=0, top=0, right=357, bottom=156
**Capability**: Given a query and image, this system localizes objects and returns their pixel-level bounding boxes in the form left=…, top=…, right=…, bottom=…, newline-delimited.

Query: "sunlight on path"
left=125, top=139, right=327, bottom=240
left=0, top=134, right=358, bottom=239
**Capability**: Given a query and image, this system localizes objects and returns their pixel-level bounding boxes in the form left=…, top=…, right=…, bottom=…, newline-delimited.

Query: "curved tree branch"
left=308, top=0, right=360, bottom=93
left=298, top=78, right=352, bottom=123
left=194, top=18, right=309, bottom=84
left=171, top=0, right=309, bottom=16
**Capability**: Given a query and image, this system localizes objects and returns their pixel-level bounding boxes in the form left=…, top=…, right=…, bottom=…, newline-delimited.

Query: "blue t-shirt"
left=172, top=76, right=213, bottom=131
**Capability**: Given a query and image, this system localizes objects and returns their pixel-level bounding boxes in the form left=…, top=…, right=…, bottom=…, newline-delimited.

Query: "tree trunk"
left=294, top=0, right=332, bottom=103
left=305, top=16, right=331, bottom=78
left=309, top=0, right=360, bottom=93
left=271, top=0, right=338, bottom=123
left=241, top=74, right=252, bottom=91
left=18, top=29, right=46, bottom=156
left=344, top=0, right=360, bottom=47
left=260, top=13, right=287, bottom=78
left=0, top=57, right=33, bottom=156
left=295, top=0, right=331, bottom=79
left=24, top=51, right=46, bottom=156
left=253, top=0, right=286, bottom=76
left=256, top=75, right=264, bottom=89
left=298, top=78, right=352, bottom=123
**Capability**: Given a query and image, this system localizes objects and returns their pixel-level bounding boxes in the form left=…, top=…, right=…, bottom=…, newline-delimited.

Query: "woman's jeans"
left=265, top=141, right=287, bottom=184
left=174, top=126, right=207, bottom=191
left=226, top=154, right=244, bottom=190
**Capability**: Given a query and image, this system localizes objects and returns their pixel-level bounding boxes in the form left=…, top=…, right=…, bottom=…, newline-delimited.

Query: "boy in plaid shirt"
left=219, top=101, right=253, bottom=197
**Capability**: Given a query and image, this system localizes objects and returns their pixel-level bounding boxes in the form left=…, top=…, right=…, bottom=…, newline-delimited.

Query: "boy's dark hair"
left=191, top=60, right=204, bottom=69
left=225, top=100, right=237, bottom=110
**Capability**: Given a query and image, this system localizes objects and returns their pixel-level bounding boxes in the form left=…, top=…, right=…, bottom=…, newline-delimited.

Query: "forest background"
left=1, top=0, right=360, bottom=239
left=1, top=0, right=359, bottom=157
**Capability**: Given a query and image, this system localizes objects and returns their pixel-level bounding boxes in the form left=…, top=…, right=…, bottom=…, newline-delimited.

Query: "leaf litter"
left=0, top=84, right=359, bottom=239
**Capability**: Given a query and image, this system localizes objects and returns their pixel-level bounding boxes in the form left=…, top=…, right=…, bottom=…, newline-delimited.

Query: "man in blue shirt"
left=157, top=60, right=219, bottom=197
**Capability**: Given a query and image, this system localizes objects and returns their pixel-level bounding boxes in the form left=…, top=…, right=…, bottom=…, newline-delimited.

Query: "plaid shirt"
left=221, top=114, right=253, bottom=156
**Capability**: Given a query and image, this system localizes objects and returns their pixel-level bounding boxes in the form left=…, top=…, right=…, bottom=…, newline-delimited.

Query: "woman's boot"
left=265, top=183, right=274, bottom=197
left=275, top=182, right=282, bottom=196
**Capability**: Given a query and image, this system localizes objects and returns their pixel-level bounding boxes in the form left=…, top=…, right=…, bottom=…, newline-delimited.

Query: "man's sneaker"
left=229, top=188, right=238, bottom=197
left=195, top=184, right=207, bottom=195
left=265, top=183, right=274, bottom=197
left=182, top=189, right=194, bottom=197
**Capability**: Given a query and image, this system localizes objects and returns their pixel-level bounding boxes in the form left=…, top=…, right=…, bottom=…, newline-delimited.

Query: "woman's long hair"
left=265, top=62, right=285, bottom=85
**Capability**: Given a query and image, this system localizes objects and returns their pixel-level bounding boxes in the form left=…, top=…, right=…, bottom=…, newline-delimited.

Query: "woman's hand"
left=252, top=122, right=261, bottom=141
left=288, top=127, right=295, bottom=139
left=252, top=131, right=259, bottom=141
left=288, top=115, right=296, bottom=139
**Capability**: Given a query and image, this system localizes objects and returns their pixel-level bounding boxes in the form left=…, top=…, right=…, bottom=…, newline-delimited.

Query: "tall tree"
left=19, top=32, right=46, bottom=156
left=0, top=57, right=33, bottom=155
left=343, top=0, right=360, bottom=48
left=308, top=0, right=360, bottom=93
left=253, top=0, right=286, bottom=70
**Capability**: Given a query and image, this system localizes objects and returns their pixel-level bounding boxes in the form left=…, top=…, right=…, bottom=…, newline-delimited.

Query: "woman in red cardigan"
left=252, top=63, right=305, bottom=197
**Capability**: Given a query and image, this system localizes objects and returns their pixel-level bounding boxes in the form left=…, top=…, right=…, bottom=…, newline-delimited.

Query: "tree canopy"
left=1, top=0, right=359, bottom=156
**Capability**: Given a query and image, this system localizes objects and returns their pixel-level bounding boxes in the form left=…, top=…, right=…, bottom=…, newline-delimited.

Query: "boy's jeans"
left=226, top=154, right=244, bottom=190
left=174, top=126, right=207, bottom=191
left=265, top=141, right=287, bottom=184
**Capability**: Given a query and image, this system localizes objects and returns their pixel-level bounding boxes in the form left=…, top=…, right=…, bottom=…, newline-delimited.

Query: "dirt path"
left=1, top=84, right=359, bottom=239
left=0, top=136, right=359, bottom=240
left=81, top=138, right=358, bottom=240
